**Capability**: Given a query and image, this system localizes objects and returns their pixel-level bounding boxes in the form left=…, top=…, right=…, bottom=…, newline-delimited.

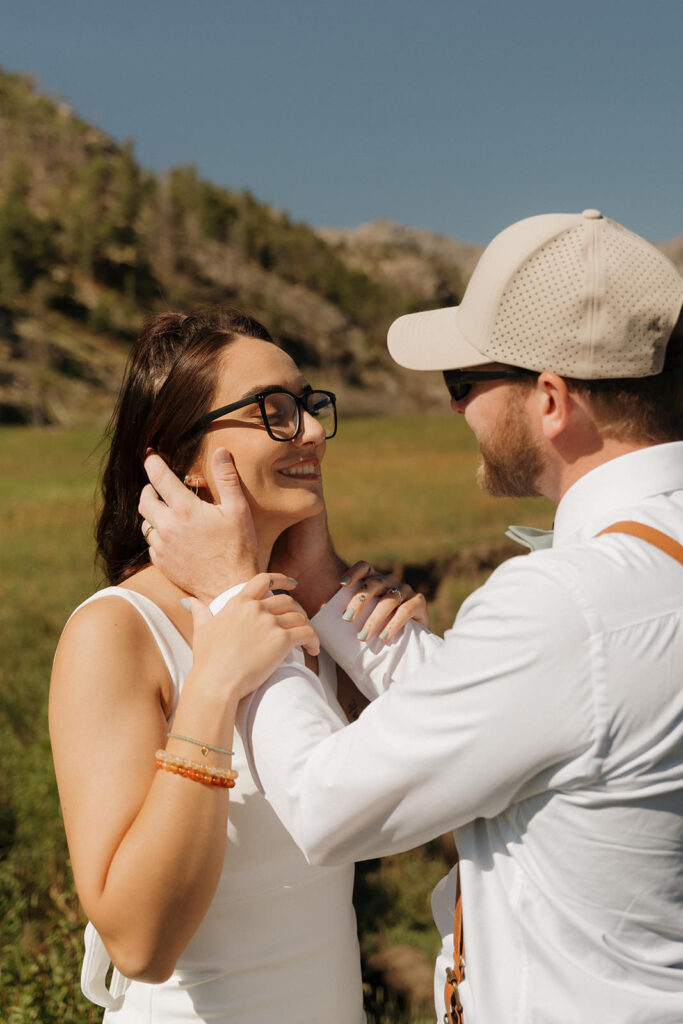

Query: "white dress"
left=77, top=588, right=365, bottom=1024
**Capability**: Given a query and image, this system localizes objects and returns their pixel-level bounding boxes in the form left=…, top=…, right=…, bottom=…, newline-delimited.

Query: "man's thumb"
left=212, top=448, right=246, bottom=506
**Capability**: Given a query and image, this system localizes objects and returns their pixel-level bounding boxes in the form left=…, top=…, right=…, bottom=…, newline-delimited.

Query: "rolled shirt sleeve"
left=209, top=583, right=247, bottom=614
left=240, top=555, right=602, bottom=865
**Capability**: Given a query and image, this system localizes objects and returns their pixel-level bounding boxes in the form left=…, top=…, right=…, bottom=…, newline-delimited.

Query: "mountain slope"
left=0, top=69, right=466, bottom=423
left=1, top=67, right=681, bottom=425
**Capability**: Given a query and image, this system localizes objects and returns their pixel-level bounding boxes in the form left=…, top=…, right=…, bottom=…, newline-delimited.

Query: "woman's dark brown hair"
left=97, top=308, right=273, bottom=584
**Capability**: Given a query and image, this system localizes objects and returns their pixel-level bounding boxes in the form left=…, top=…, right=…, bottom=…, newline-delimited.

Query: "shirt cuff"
left=209, top=582, right=248, bottom=615
left=312, top=584, right=441, bottom=699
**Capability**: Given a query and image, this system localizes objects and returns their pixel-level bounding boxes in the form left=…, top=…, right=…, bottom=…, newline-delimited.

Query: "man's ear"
left=534, top=372, right=573, bottom=440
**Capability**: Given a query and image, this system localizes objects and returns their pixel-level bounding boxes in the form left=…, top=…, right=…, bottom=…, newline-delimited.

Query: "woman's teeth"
left=281, top=463, right=317, bottom=477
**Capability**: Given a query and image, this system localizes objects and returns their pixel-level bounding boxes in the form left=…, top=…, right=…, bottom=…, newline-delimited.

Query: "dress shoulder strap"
left=596, top=521, right=683, bottom=566
left=72, top=587, right=192, bottom=699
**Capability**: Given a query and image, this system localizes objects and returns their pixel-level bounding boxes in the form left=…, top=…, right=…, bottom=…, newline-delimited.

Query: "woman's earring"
left=183, top=474, right=200, bottom=496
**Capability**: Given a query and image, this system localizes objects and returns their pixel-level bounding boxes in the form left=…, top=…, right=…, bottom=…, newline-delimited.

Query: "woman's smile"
left=278, top=457, right=322, bottom=480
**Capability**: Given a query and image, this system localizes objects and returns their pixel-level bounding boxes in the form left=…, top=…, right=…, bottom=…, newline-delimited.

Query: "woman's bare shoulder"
left=58, top=590, right=154, bottom=653
left=52, top=590, right=173, bottom=711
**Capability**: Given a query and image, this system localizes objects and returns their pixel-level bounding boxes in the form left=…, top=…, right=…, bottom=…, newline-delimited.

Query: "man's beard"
left=476, top=389, right=546, bottom=498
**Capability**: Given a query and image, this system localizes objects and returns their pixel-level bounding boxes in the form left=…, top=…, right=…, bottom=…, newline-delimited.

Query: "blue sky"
left=2, top=0, right=682, bottom=245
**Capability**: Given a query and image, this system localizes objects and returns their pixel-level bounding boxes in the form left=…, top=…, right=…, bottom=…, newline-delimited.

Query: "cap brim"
left=387, top=307, right=495, bottom=371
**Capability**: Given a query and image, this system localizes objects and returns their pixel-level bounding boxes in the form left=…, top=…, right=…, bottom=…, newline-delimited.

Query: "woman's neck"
left=253, top=518, right=291, bottom=574
left=255, top=536, right=274, bottom=574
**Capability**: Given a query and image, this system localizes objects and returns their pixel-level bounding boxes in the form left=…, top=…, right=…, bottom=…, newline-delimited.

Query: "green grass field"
left=0, top=418, right=553, bottom=1023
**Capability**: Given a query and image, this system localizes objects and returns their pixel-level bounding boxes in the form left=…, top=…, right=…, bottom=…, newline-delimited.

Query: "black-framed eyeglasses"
left=443, top=368, right=538, bottom=402
left=190, top=386, right=337, bottom=441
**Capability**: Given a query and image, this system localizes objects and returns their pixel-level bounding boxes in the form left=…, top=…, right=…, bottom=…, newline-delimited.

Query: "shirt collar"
left=552, top=441, right=683, bottom=548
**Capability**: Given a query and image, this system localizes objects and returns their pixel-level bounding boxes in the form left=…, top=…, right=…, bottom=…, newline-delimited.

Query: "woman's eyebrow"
left=237, top=381, right=309, bottom=400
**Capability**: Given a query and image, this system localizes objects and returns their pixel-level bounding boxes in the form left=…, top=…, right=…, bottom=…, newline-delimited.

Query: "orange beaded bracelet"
left=155, top=749, right=237, bottom=789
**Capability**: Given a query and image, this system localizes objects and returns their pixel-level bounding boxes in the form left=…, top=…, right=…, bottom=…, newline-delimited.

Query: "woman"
left=50, top=308, right=425, bottom=1023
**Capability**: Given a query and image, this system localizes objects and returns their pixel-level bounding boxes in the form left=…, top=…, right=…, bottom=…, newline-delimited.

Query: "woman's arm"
left=49, top=575, right=316, bottom=983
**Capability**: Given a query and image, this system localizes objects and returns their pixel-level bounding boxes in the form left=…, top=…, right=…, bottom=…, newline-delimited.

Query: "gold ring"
left=144, top=525, right=155, bottom=545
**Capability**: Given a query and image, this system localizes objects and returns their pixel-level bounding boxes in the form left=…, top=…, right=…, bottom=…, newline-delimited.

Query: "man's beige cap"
left=387, top=210, right=683, bottom=379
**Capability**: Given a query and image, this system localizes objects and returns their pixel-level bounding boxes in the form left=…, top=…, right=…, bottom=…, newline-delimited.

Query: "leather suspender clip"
left=444, top=963, right=465, bottom=1024
left=444, top=848, right=466, bottom=1024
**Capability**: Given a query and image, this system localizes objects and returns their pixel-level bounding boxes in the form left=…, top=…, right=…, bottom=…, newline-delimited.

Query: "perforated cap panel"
left=387, top=210, right=683, bottom=378
left=488, top=226, right=588, bottom=374
left=601, top=222, right=683, bottom=376
left=484, top=217, right=683, bottom=378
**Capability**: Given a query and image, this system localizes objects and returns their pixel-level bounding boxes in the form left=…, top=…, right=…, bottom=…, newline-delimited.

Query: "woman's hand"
left=339, top=562, right=429, bottom=643
left=187, top=572, right=320, bottom=701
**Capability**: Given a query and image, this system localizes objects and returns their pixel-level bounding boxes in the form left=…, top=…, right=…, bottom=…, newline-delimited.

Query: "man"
left=141, top=210, right=683, bottom=1022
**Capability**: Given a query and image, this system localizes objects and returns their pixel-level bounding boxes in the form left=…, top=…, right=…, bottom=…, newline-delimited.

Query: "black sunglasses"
left=443, top=368, right=538, bottom=402
left=190, top=386, right=337, bottom=442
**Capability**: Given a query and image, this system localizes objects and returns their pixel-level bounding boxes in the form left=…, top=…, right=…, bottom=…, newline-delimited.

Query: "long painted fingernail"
left=340, top=575, right=351, bottom=586
left=379, top=630, right=389, bottom=641
left=357, top=628, right=369, bottom=641
left=342, top=609, right=355, bottom=621
left=180, top=598, right=191, bottom=611
left=288, top=577, right=298, bottom=585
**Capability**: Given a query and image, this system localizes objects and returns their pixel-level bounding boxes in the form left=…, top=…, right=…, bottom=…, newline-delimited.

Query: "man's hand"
left=269, top=508, right=346, bottom=617
left=139, top=449, right=258, bottom=603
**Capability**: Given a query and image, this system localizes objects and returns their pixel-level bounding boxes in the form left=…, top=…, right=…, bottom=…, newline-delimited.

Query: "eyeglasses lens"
left=451, top=382, right=471, bottom=401
left=262, top=392, right=299, bottom=439
left=443, top=372, right=471, bottom=403
left=305, top=391, right=336, bottom=438
left=262, top=391, right=336, bottom=440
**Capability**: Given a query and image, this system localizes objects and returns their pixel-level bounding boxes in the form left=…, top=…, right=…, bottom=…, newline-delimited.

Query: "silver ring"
left=387, top=586, right=402, bottom=601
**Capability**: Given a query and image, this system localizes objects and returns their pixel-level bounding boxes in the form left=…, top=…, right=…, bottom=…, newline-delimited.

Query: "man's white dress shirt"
left=216, top=442, right=683, bottom=1023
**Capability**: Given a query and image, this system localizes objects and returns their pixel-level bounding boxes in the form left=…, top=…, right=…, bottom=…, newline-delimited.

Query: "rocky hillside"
left=0, top=68, right=473, bottom=425
left=318, top=220, right=482, bottom=306
left=325, top=215, right=683, bottom=280
left=1, top=66, right=681, bottom=426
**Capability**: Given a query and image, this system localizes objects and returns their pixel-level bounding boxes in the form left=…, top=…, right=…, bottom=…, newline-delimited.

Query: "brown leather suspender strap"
left=443, top=519, right=682, bottom=1024
left=444, top=853, right=465, bottom=1024
left=596, top=520, right=683, bottom=565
